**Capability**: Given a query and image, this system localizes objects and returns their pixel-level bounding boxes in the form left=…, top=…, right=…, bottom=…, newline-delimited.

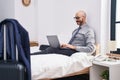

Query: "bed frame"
left=30, top=41, right=100, bottom=80
left=30, top=41, right=39, bottom=47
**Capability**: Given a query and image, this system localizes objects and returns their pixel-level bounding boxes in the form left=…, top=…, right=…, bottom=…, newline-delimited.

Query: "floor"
left=53, top=74, right=89, bottom=80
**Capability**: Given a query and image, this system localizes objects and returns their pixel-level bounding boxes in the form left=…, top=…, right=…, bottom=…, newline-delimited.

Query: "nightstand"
left=90, top=60, right=120, bottom=80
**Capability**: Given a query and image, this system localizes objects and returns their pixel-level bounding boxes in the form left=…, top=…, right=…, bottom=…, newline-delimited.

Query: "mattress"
left=30, top=46, right=94, bottom=80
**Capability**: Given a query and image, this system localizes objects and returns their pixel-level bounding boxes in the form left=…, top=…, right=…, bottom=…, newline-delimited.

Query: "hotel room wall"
left=0, top=0, right=15, bottom=21
left=0, top=0, right=111, bottom=53
left=37, top=0, right=101, bottom=45
left=0, top=0, right=38, bottom=41
left=100, top=0, right=111, bottom=54
left=14, top=0, right=37, bottom=41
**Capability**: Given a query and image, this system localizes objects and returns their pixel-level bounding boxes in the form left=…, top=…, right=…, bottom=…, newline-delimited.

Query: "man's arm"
left=75, top=43, right=96, bottom=53
left=75, top=29, right=96, bottom=53
left=61, top=28, right=96, bottom=53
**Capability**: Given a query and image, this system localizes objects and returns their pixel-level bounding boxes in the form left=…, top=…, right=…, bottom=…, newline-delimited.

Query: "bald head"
left=76, top=10, right=86, bottom=18
left=74, top=10, right=87, bottom=25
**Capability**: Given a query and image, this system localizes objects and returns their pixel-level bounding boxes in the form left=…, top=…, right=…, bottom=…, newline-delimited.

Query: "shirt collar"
left=80, top=23, right=88, bottom=29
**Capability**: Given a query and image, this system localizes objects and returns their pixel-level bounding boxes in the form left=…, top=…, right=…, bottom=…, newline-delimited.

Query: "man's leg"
left=31, top=45, right=50, bottom=55
left=41, top=47, right=77, bottom=56
left=57, top=48, right=77, bottom=56
left=31, top=46, right=56, bottom=55
left=39, top=45, right=50, bottom=50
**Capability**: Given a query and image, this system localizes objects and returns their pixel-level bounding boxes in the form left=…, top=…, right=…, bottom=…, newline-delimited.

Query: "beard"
left=76, top=20, right=83, bottom=26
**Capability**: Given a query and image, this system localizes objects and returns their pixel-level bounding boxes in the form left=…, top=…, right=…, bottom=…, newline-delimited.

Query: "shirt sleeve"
left=75, top=29, right=96, bottom=54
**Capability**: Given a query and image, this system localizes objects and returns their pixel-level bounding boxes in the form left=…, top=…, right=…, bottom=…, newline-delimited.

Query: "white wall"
left=37, top=0, right=101, bottom=45
left=100, top=0, right=111, bottom=54
left=0, top=0, right=37, bottom=41
left=0, top=0, right=15, bottom=21
left=14, top=0, right=37, bottom=41
left=0, top=0, right=111, bottom=53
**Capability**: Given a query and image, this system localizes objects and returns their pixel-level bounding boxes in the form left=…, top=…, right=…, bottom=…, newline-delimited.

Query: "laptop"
left=47, top=35, right=60, bottom=48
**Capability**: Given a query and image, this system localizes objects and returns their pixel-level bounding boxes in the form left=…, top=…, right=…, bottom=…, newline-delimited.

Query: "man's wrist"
left=72, top=46, right=76, bottom=50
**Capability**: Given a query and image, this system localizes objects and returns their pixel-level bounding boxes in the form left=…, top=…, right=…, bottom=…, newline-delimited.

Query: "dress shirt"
left=70, top=23, right=96, bottom=53
left=69, top=26, right=81, bottom=44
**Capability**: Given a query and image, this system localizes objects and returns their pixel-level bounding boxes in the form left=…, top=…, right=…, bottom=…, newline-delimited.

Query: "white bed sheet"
left=30, top=47, right=94, bottom=80
left=30, top=46, right=40, bottom=54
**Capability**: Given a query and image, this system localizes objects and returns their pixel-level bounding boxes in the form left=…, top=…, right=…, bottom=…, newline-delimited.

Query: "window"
left=111, top=0, right=120, bottom=53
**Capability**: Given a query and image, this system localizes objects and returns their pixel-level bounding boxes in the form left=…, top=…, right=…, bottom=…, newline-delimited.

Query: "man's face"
left=74, top=12, right=86, bottom=25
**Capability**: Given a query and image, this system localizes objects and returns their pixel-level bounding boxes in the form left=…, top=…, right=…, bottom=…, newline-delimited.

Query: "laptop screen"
left=47, top=35, right=60, bottom=48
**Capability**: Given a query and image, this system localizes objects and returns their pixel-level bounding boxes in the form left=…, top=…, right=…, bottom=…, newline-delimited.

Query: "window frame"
left=110, top=0, right=116, bottom=40
left=110, top=0, right=120, bottom=53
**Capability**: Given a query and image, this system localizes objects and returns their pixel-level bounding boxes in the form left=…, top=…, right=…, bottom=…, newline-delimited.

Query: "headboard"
left=30, top=41, right=39, bottom=47
left=95, top=43, right=100, bottom=55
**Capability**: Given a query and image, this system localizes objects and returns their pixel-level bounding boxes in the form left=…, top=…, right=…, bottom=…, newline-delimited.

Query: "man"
left=38, top=10, right=96, bottom=56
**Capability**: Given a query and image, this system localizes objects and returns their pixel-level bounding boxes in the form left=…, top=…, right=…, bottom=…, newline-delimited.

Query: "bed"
left=30, top=41, right=99, bottom=80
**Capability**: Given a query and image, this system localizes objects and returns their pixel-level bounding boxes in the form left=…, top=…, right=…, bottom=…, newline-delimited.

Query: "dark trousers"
left=36, top=45, right=77, bottom=56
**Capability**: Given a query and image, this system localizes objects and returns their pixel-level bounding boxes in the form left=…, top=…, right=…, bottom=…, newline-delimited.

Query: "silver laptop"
left=47, top=35, right=60, bottom=48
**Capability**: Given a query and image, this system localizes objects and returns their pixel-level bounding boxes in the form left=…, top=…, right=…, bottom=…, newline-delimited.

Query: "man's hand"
left=61, top=43, right=76, bottom=50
